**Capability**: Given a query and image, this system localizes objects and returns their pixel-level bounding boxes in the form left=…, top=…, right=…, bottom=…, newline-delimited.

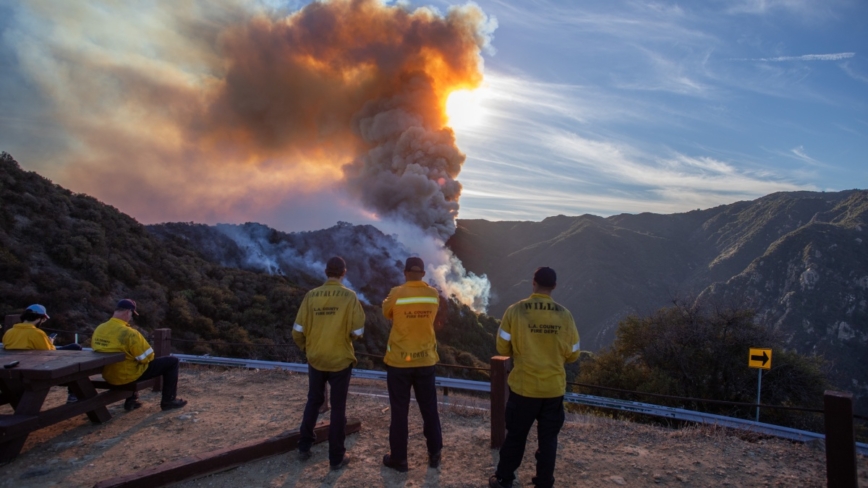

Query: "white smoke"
left=378, top=220, right=490, bottom=312
left=154, top=220, right=490, bottom=312
left=212, top=223, right=389, bottom=304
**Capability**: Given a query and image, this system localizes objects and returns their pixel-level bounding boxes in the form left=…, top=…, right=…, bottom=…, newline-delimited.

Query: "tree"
left=578, top=302, right=828, bottom=429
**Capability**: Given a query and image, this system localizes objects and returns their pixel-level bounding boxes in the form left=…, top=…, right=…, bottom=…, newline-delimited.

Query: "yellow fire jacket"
left=382, top=280, right=440, bottom=368
left=496, top=293, right=581, bottom=398
left=292, top=278, right=365, bottom=372
left=91, top=317, right=154, bottom=385
left=2, top=323, right=55, bottom=350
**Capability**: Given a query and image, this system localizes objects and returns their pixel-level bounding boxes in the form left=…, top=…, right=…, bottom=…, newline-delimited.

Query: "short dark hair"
left=325, top=256, right=347, bottom=277
left=533, top=267, right=557, bottom=288
left=404, top=257, right=425, bottom=272
left=20, top=310, right=44, bottom=322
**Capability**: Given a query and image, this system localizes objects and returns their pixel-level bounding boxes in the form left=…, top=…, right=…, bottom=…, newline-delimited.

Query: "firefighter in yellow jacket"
left=292, top=256, right=365, bottom=470
left=3, top=304, right=55, bottom=350
left=3, top=304, right=84, bottom=403
left=92, top=299, right=187, bottom=411
left=489, top=267, right=580, bottom=488
left=381, top=256, right=443, bottom=472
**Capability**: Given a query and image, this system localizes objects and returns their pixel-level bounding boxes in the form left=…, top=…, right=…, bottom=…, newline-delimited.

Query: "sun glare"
left=445, top=89, right=486, bottom=130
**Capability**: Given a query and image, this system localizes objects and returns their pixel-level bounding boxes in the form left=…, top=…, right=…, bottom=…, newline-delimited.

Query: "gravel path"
left=1, top=366, right=865, bottom=487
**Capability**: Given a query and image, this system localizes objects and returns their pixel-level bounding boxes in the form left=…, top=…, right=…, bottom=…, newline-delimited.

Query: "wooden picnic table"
left=0, top=349, right=133, bottom=463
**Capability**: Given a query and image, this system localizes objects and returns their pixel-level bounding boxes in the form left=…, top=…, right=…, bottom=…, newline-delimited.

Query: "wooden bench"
left=0, top=414, right=39, bottom=440
left=90, top=375, right=157, bottom=392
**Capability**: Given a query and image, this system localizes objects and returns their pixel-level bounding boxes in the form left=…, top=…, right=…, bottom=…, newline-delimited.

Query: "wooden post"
left=824, top=390, right=858, bottom=488
left=3, top=314, right=20, bottom=336
left=490, top=356, right=512, bottom=449
left=151, top=329, right=171, bottom=392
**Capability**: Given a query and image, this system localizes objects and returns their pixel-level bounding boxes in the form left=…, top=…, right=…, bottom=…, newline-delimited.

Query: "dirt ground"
left=1, top=366, right=866, bottom=487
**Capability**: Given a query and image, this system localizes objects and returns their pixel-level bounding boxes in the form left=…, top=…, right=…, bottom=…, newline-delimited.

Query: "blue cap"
left=25, top=304, right=49, bottom=319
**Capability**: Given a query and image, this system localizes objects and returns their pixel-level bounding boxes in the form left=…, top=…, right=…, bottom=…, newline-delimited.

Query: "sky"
left=0, top=0, right=866, bottom=232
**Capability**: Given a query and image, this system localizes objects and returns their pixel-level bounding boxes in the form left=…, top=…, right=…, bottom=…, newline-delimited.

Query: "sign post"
left=748, top=348, right=772, bottom=422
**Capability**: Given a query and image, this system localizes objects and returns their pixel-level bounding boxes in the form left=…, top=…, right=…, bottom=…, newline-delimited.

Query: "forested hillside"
left=0, top=153, right=497, bottom=376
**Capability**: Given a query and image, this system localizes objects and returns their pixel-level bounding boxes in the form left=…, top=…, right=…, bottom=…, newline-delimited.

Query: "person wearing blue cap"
left=91, top=299, right=187, bottom=411
left=3, top=304, right=54, bottom=350
left=3, top=304, right=84, bottom=403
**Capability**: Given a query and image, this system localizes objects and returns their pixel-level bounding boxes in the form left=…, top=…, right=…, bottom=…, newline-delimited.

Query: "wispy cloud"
left=470, top=0, right=707, bottom=43
left=723, top=0, right=837, bottom=18
left=787, top=146, right=827, bottom=167
left=455, top=73, right=812, bottom=221
left=614, top=46, right=715, bottom=97
left=840, top=61, right=868, bottom=83
left=735, top=52, right=855, bottom=62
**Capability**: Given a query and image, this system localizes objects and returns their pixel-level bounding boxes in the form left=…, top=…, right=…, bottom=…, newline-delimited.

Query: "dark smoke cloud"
left=347, top=76, right=465, bottom=240
left=3, top=0, right=493, bottom=237
left=198, top=0, right=491, bottom=239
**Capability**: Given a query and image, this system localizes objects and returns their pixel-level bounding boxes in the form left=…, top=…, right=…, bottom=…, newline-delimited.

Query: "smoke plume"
left=6, top=0, right=495, bottom=309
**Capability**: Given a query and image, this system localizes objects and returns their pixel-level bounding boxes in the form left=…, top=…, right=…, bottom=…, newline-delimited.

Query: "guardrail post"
left=3, top=314, right=19, bottom=336
left=824, top=390, right=857, bottom=488
left=490, top=356, right=512, bottom=449
left=152, top=329, right=171, bottom=392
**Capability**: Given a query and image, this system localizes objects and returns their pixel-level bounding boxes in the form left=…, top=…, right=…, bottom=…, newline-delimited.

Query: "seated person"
left=3, top=304, right=84, bottom=402
left=91, top=299, right=187, bottom=411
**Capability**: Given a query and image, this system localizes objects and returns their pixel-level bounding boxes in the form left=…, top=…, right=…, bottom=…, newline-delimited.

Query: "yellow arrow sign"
left=748, top=348, right=772, bottom=369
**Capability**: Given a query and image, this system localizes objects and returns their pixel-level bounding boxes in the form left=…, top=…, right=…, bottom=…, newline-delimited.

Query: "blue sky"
left=0, top=0, right=866, bottom=229
left=438, top=0, right=868, bottom=219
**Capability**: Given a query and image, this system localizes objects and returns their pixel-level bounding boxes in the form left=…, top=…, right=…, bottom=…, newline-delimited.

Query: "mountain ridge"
left=447, top=189, right=868, bottom=412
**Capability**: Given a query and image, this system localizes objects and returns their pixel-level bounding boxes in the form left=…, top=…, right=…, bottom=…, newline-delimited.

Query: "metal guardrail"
left=174, top=354, right=868, bottom=455
left=173, top=354, right=491, bottom=392
left=562, top=392, right=860, bottom=450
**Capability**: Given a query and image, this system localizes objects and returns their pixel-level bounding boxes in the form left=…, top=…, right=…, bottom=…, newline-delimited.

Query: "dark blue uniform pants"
left=57, top=343, right=82, bottom=396
left=386, top=365, right=442, bottom=461
left=135, top=356, right=181, bottom=403
left=298, top=365, right=352, bottom=465
left=495, top=390, right=565, bottom=488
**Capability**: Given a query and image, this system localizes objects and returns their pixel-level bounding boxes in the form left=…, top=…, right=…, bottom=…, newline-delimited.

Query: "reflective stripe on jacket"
left=292, top=278, right=365, bottom=372
left=91, top=317, right=154, bottom=385
left=496, top=293, right=580, bottom=398
left=382, top=280, right=440, bottom=368
left=2, top=323, right=55, bottom=350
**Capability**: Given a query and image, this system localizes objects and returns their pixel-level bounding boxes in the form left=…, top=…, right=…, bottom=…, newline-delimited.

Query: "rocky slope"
left=447, top=190, right=868, bottom=412
left=700, top=192, right=868, bottom=412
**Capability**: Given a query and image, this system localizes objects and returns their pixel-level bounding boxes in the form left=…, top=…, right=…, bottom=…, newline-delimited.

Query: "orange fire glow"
left=29, top=0, right=493, bottom=232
